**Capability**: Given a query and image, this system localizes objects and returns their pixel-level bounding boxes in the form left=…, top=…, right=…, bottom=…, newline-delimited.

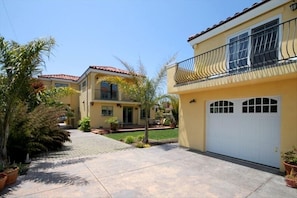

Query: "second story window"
left=228, top=17, right=279, bottom=73
left=55, top=83, right=68, bottom=88
left=100, top=81, right=118, bottom=100
left=228, top=32, right=249, bottom=73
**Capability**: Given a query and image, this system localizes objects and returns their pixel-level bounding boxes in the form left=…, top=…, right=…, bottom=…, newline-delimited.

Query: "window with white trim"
left=242, top=98, right=277, bottom=113
left=100, top=81, right=118, bottom=100
left=228, top=18, right=279, bottom=73
left=229, top=32, right=249, bottom=73
left=210, top=100, right=234, bottom=114
left=101, top=106, right=113, bottom=116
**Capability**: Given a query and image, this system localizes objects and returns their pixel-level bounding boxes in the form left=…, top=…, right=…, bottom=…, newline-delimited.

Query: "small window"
left=80, top=81, right=86, bottom=91
left=140, top=109, right=150, bottom=119
left=102, top=106, right=113, bottom=116
left=210, top=100, right=234, bottom=114
left=55, top=83, right=68, bottom=88
left=242, top=98, right=277, bottom=113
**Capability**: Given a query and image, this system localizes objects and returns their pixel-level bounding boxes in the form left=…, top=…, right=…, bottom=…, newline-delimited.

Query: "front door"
left=123, top=107, right=133, bottom=124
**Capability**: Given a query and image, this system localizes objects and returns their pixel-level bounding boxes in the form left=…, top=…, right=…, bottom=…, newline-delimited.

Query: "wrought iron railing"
left=94, top=89, right=133, bottom=101
left=175, top=17, right=297, bottom=85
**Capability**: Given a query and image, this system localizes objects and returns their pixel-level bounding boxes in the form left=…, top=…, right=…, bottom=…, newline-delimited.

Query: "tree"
left=0, top=36, right=55, bottom=163
left=167, top=94, right=179, bottom=125
left=101, top=56, right=175, bottom=143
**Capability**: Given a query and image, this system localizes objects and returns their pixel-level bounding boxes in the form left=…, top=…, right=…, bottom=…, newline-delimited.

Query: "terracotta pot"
left=283, top=161, right=297, bottom=175
left=285, top=177, right=297, bottom=188
left=4, top=167, right=19, bottom=185
left=0, top=173, right=7, bottom=191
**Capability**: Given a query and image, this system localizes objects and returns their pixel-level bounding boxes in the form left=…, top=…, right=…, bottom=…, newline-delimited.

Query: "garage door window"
left=242, top=98, right=277, bottom=113
left=210, top=101, right=234, bottom=113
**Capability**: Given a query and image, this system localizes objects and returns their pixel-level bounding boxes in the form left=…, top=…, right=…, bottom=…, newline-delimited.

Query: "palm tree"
left=167, top=94, right=179, bottom=125
left=0, top=36, right=55, bottom=163
left=102, top=56, right=176, bottom=143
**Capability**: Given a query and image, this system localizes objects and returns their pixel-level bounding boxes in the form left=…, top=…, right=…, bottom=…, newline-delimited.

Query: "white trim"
left=38, top=77, right=76, bottom=84
left=225, top=15, right=282, bottom=72
left=77, top=68, right=131, bottom=83
left=189, top=0, right=287, bottom=46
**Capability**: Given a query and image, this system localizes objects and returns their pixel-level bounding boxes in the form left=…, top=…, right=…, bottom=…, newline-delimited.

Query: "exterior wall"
left=178, top=77, right=297, bottom=169
left=40, top=79, right=79, bottom=128
left=79, top=75, right=90, bottom=120
left=193, top=2, right=294, bottom=56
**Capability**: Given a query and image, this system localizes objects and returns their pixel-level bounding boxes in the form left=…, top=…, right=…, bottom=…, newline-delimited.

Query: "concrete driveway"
left=1, top=130, right=296, bottom=198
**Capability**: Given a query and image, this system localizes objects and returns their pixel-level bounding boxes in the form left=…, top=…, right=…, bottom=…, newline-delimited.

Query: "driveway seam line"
left=83, top=161, right=112, bottom=198
left=245, top=176, right=274, bottom=198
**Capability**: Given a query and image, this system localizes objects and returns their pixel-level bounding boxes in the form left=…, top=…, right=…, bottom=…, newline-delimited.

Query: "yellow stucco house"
left=167, top=0, right=297, bottom=170
left=39, top=66, right=154, bottom=129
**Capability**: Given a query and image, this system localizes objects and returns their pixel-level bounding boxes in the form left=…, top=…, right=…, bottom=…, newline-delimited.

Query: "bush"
left=79, top=117, right=91, bottom=132
left=136, top=135, right=144, bottom=142
left=135, top=142, right=151, bottom=148
left=163, top=118, right=171, bottom=126
left=124, top=136, right=135, bottom=144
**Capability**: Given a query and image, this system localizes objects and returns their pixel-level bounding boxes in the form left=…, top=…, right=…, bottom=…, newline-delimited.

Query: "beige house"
left=38, top=74, right=80, bottom=128
left=39, top=66, right=155, bottom=129
left=167, top=0, right=297, bottom=170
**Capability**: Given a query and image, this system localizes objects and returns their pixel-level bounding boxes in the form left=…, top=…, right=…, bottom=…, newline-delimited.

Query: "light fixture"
left=290, top=1, right=297, bottom=11
left=90, top=102, right=94, bottom=106
left=189, top=99, right=196, bottom=103
left=116, top=103, right=122, bottom=108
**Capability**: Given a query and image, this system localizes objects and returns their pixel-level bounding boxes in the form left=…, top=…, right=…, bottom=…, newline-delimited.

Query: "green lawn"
left=105, top=128, right=178, bottom=141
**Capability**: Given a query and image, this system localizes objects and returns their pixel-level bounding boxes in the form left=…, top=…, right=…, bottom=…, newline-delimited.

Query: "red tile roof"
left=38, top=74, right=80, bottom=82
left=89, top=66, right=130, bottom=75
left=188, top=0, right=270, bottom=42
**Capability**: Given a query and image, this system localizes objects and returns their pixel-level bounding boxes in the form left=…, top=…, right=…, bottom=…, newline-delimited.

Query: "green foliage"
left=0, top=36, right=56, bottom=163
left=105, top=129, right=178, bottom=141
left=79, top=117, right=91, bottom=132
left=124, top=136, right=135, bottom=144
left=163, top=118, right=171, bottom=126
left=7, top=104, right=71, bottom=161
left=135, top=142, right=151, bottom=148
left=136, top=135, right=144, bottom=142
left=105, top=117, right=119, bottom=124
left=105, top=117, right=119, bottom=131
left=282, top=146, right=297, bottom=165
left=101, top=55, right=176, bottom=143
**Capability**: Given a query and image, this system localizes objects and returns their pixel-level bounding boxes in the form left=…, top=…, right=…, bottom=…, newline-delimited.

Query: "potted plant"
left=105, top=117, right=119, bottom=132
left=281, top=146, right=297, bottom=175
left=3, top=163, right=19, bottom=186
left=0, top=173, right=7, bottom=191
left=285, top=169, right=297, bottom=188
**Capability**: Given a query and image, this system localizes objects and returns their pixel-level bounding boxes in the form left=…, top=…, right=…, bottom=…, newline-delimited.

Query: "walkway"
left=1, top=130, right=297, bottom=198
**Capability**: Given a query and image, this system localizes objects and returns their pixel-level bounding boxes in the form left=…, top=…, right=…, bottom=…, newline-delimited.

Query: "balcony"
left=94, top=89, right=134, bottom=102
left=174, top=17, right=297, bottom=86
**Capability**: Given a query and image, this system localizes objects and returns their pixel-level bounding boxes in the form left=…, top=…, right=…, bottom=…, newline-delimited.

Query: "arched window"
left=210, top=100, right=234, bottom=113
left=242, top=97, right=277, bottom=113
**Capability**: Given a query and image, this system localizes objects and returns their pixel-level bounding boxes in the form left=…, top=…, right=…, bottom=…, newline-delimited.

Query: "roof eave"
left=188, top=0, right=288, bottom=46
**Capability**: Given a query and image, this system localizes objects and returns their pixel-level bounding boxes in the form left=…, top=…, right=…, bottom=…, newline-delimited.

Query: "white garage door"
left=206, top=96, right=280, bottom=168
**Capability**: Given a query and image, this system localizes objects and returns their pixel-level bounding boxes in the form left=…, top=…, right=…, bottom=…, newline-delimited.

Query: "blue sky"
left=1, top=0, right=258, bottom=78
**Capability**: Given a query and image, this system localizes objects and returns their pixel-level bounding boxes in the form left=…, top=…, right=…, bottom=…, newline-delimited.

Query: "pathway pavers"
left=1, top=130, right=297, bottom=198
